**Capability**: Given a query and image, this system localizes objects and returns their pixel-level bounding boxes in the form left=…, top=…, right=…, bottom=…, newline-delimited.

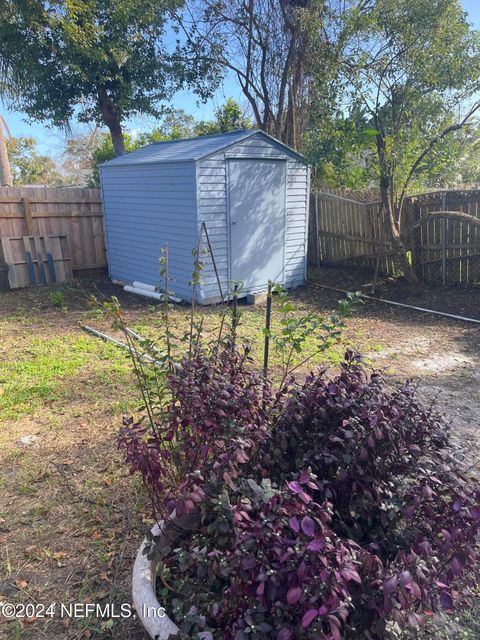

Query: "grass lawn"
left=0, top=276, right=372, bottom=640
left=0, top=274, right=478, bottom=639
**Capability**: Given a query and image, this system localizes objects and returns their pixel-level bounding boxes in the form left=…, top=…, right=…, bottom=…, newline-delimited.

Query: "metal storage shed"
left=99, top=129, right=310, bottom=304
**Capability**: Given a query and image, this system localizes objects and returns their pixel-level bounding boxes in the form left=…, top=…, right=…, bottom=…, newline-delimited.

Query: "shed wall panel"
left=100, top=131, right=308, bottom=305
left=100, top=162, right=197, bottom=300
left=196, top=135, right=308, bottom=301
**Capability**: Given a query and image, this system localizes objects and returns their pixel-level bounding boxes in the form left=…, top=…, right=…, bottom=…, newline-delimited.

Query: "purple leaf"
left=307, top=538, right=325, bottom=552
left=451, top=557, right=463, bottom=577
left=289, top=517, right=300, bottom=533
left=288, top=481, right=302, bottom=494
left=399, top=571, right=412, bottom=586
left=301, top=515, right=315, bottom=537
left=440, top=591, right=453, bottom=609
left=423, top=485, right=433, bottom=498
left=286, top=586, right=302, bottom=605
left=277, top=628, right=292, bottom=640
left=383, top=576, right=398, bottom=596
left=470, top=506, right=480, bottom=521
left=301, top=608, right=318, bottom=628
left=404, top=505, right=416, bottom=518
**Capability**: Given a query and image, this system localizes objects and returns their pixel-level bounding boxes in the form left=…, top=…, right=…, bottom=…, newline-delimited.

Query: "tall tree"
left=0, top=115, right=13, bottom=186
left=7, top=137, right=63, bottom=186
left=191, top=0, right=345, bottom=148
left=342, top=0, right=480, bottom=283
left=0, top=0, right=216, bottom=156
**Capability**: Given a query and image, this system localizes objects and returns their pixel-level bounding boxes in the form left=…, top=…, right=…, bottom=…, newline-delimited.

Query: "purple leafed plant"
left=138, top=351, right=480, bottom=639
left=112, top=275, right=479, bottom=639
left=118, top=340, right=271, bottom=517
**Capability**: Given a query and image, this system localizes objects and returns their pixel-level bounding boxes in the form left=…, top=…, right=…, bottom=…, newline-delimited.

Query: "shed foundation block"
left=246, top=292, right=268, bottom=305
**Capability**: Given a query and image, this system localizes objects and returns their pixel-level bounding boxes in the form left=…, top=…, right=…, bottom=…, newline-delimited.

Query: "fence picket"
left=0, top=186, right=106, bottom=272
left=310, top=188, right=480, bottom=285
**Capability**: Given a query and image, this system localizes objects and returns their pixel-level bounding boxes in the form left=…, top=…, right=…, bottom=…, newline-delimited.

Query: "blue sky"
left=3, top=0, right=480, bottom=155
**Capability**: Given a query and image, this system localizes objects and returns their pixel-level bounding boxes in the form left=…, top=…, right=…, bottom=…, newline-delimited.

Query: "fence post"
left=409, top=199, right=422, bottom=281
left=21, top=196, right=33, bottom=235
left=315, top=193, right=320, bottom=267
left=441, top=192, right=447, bottom=287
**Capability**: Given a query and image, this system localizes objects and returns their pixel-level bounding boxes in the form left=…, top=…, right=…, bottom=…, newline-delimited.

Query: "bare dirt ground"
left=308, top=267, right=480, bottom=441
left=0, top=271, right=479, bottom=640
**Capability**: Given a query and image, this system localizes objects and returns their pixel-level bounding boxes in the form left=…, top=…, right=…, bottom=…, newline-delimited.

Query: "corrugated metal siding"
left=196, top=133, right=308, bottom=301
left=100, top=162, right=198, bottom=300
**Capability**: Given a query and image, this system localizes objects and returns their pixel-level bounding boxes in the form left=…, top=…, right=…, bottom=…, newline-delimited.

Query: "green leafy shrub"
left=48, top=290, right=65, bottom=308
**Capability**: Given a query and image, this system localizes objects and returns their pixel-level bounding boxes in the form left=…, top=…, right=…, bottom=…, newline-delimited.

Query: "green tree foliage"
left=304, top=106, right=378, bottom=189
left=87, top=132, right=144, bottom=186
left=195, top=98, right=252, bottom=135
left=6, top=137, right=63, bottom=186
left=337, top=0, right=480, bottom=283
left=306, top=100, right=480, bottom=191
left=0, top=0, right=217, bottom=156
left=86, top=101, right=250, bottom=186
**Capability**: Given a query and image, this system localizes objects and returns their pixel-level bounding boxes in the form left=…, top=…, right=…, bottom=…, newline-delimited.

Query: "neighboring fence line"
left=0, top=186, right=106, bottom=273
left=309, top=188, right=480, bottom=285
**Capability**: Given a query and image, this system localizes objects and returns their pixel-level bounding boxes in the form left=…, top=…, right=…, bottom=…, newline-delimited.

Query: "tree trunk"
left=106, top=119, right=125, bottom=157
left=376, top=134, right=419, bottom=285
left=0, top=122, right=13, bottom=187
left=97, top=87, right=125, bottom=157
left=380, top=176, right=419, bottom=285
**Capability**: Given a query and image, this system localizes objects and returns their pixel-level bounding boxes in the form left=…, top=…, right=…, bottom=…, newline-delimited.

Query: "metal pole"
left=231, top=283, right=239, bottom=343
left=81, top=325, right=166, bottom=365
left=263, top=280, right=273, bottom=379
left=312, top=283, right=480, bottom=325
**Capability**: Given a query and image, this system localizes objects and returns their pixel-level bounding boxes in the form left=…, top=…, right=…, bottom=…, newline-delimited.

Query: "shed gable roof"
left=100, top=130, right=305, bottom=167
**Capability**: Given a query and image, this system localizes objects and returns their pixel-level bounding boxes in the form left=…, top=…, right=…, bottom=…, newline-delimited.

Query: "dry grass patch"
left=1, top=274, right=478, bottom=639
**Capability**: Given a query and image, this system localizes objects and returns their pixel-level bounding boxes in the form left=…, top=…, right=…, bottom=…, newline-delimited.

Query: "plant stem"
left=163, top=243, right=172, bottom=372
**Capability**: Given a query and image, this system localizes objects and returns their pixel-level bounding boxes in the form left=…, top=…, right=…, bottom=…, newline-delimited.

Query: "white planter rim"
left=132, top=517, right=191, bottom=639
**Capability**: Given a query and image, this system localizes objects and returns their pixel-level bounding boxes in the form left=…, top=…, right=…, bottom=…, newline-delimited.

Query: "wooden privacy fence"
left=0, top=186, right=106, bottom=275
left=309, top=189, right=480, bottom=285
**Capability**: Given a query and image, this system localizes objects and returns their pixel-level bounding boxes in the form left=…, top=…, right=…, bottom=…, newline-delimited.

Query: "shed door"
left=228, top=159, right=286, bottom=291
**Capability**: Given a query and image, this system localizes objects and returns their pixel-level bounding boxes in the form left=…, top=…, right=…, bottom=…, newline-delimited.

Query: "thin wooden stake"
left=163, top=243, right=173, bottom=370
left=263, top=280, right=273, bottom=380
left=201, top=222, right=224, bottom=302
